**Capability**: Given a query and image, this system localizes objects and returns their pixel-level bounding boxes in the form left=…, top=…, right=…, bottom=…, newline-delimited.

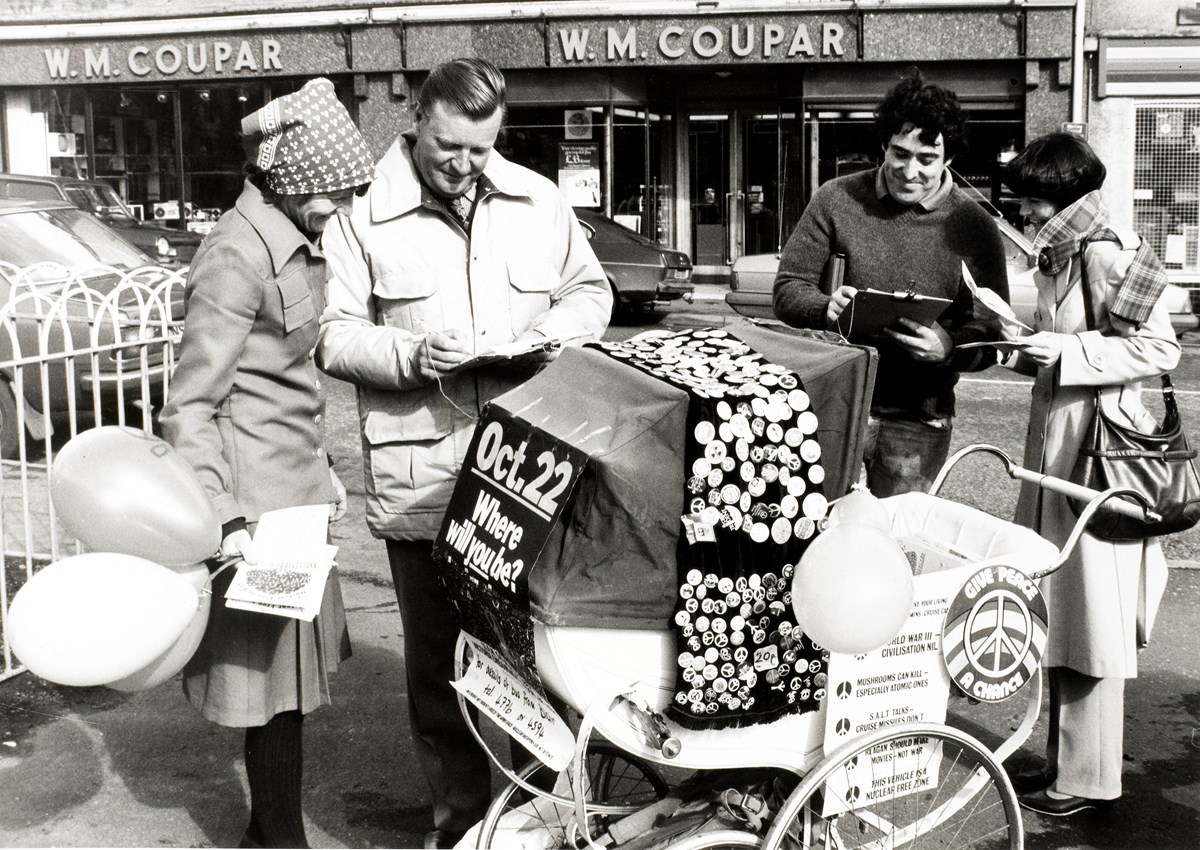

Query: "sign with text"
left=452, top=632, right=575, bottom=770
left=435, top=406, right=588, bottom=682
left=820, top=564, right=970, bottom=816
left=558, top=142, right=601, bottom=207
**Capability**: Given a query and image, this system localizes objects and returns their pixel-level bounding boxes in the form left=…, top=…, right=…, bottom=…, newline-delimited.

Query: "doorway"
left=686, top=110, right=803, bottom=280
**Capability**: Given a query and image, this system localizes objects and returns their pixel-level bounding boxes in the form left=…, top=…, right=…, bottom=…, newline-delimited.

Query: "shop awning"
left=1099, top=38, right=1200, bottom=97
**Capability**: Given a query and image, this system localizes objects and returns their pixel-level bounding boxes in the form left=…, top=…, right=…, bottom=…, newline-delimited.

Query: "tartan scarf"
left=1031, top=190, right=1168, bottom=325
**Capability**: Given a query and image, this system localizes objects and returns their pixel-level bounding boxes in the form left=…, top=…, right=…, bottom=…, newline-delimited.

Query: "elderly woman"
left=160, top=78, right=374, bottom=848
left=1001, top=133, right=1179, bottom=817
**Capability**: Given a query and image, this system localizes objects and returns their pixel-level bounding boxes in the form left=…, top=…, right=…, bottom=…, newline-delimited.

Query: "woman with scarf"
left=1000, top=133, right=1179, bottom=817
left=160, top=78, right=374, bottom=848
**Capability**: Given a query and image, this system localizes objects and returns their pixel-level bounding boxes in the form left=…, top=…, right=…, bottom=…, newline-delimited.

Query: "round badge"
left=766, top=423, right=785, bottom=443
left=942, top=565, right=1048, bottom=702
left=740, top=461, right=756, bottom=482
left=750, top=522, right=770, bottom=543
left=718, top=422, right=735, bottom=442
left=720, top=483, right=741, bottom=504
left=800, top=439, right=822, bottom=463
left=718, top=576, right=734, bottom=594
left=700, top=506, right=723, bottom=526
left=808, top=465, right=825, bottom=484
left=694, top=420, right=716, bottom=445
left=784, top=427, right=803, bottom=447
left=747, top=477, right=767, bottom=497
left=793, top=517, right=816, bottom=539
left=707, top=468, right=724, bottom=488
left=788, top=389, right=810, bottom=411
left=692, top=457, right=712, bottom=478
left=721, top=456, right=736, bottom=473
left=797, top=411, right=819, bottom=435
left=705, top=440, right=728, bottom=463
left=787, top=477, right=807, bottom=498
left=716, top=400, right=733, bottom=420
left=802, top=492, right=828, bottom=520
left=772, top=517, right=792, bottom=544
left=780, top=494, right=799, bottom=518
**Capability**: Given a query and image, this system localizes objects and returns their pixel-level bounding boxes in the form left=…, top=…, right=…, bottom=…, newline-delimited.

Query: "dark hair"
left=417, top=57, right=507, bottom=122
left=1004, top=132, right=1106, bottom=209
left=875, top=69, right=968, bottom=159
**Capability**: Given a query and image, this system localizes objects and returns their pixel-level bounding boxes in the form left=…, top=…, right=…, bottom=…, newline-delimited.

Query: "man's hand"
left=329, top=466, right=348, bottom=522
left=825, top=286, right=857, bottom=327
left=414, top=328, right=472, bottom=380
left=1017, top=331, right=1064, bottom=369
left=885, top=318, right=953, bottom=363
left=220, top=528, right=257, bottom=564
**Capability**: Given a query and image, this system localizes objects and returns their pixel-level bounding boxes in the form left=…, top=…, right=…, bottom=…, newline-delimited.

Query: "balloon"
left=827, top=487, right=891, bottom=531
left=107, top=563, right=212, bottom=692
left=792, top=522, right=914, bottom=655
left=51, top=426, right=220, bottom=566
left=8, top=553, right=201, bottom=687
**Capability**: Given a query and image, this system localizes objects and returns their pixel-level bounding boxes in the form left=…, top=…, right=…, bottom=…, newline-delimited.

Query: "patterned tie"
left=450, top=194, right=470, bottom=227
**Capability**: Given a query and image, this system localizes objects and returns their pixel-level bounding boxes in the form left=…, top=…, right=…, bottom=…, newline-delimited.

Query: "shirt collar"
left=874, top=166, right=955, bottom=211
left=369, top=130, right=530, bottom=222
left=234, top=179, right=319, bottom=276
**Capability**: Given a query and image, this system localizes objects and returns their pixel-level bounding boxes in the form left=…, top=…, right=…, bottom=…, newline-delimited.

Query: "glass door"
left=687, top=113, right=731, bottom=272
left=742, top=111, right=803, bottom=257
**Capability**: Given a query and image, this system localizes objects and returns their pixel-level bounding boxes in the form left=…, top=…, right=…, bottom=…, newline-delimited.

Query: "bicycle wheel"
left=669, top=830, right=763, bottom=850
left=477, top=741, right=672, bottom=849
left=762, top=722, right=1021, bottom=850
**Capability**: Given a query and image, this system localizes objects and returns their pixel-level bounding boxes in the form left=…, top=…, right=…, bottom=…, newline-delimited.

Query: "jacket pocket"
left=277, top=272, right=315, bottom=332
left=372, top=259, right=444, bottom=331
left=506, top=256, right=556, bottom=334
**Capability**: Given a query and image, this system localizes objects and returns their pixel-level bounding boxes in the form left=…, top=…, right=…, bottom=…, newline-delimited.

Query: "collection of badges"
left=596, top=329, right=830, bottom=727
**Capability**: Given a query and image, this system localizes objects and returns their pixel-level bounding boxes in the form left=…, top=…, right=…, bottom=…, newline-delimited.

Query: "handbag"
left=1071, top=375, right=1200, bottom=540
left=1068, top=246, right=1200, bottom=540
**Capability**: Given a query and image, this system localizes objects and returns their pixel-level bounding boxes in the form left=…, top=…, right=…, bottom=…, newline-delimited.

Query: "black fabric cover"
left=495, top=321, right=875, bottom=630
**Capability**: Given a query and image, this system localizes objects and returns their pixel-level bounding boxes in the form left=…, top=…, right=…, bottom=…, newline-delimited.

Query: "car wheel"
left=0, top=378, right=22, bottom=459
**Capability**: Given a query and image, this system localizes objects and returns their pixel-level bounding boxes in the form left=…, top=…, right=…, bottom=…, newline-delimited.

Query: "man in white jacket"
left=317, top=58, right=611, bottom=848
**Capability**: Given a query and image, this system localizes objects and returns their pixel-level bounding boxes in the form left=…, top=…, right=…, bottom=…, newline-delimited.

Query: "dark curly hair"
left=1003, top=132, right=1106, bottom=209
left=875, top=69, right=968, bottom=159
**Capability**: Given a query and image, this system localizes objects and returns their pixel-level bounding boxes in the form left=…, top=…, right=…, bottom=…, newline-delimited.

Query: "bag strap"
left=1076, top=244, right=1177, bottom=417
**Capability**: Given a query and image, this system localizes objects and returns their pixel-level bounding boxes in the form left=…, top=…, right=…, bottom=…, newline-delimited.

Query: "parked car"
left=575, top=208, right=694, bottom=318
left=0, top=198, right=185, bottom=457
left=726, top=217, right=1200, bottom=337
left=0, top=172, right=203, bottom=268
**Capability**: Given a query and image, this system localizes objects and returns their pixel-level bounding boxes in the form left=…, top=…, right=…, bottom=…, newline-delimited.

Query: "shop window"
left=1134, top=104, right=1200, bottom=281
left=33, top=89, right=89, bottom=178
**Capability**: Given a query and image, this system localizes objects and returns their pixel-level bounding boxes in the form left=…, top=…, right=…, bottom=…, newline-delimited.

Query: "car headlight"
left=155, top=236, right=170, bottom=257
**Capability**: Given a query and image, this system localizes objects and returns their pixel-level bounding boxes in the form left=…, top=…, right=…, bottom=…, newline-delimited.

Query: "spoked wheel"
left=762, top=723, right=1022, bottom=850
left=669, top=831, right=763, bottom=850
left=476, top=741, right=672, bottom=849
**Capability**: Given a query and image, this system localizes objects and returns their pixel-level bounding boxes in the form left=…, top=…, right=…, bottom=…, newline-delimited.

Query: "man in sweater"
left=773, top=70, right=1008, bottom=496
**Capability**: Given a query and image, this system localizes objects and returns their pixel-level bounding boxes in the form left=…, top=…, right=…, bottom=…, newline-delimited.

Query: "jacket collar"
left=369, top=131, right=532, bottom=223
left=234, top=179, right=319, bottom=276
left=874, top=166, right=954, bottom=211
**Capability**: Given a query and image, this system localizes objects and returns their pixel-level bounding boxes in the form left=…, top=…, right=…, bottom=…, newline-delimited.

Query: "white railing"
left=0, top=263, right=186, bottom=681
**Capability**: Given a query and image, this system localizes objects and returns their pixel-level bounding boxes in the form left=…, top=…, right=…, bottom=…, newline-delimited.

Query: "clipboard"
left=835, top=288, right=952, bottom=337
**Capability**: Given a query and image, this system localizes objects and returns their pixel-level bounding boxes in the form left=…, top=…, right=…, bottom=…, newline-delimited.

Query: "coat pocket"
left=277, top=272, right=316, bottom=332
left=506, top=256, right=556, bottom=334
left=372, top=259, right=444, bottom=331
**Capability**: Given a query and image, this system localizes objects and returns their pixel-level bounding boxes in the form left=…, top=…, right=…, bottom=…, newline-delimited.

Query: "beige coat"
left=317, top=137, right=611, bottom=540
left=1010, top=238, right=1179, bottom=679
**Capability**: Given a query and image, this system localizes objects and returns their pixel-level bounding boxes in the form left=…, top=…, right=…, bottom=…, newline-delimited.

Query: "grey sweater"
left=773, top=168, right=1009, bottom=420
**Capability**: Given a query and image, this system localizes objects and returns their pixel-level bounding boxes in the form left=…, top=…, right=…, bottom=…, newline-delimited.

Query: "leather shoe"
left=1018, top=788, right=1115, bottom=817
left=423, top=828, right=466, bottom=849
left=1006, top=768, right=1055, bottom=795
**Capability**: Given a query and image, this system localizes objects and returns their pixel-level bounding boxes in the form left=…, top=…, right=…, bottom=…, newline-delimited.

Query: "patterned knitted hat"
left=241, top=78, right=375, bottom=195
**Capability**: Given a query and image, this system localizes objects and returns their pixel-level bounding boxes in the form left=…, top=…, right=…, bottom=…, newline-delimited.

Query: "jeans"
left=861, top=415, right=954, bottom=498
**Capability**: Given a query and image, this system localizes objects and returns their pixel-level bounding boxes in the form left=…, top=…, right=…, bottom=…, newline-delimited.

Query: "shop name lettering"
left=558, top=22, right=845, bottom=62
left=43, top=39, right=282, bottom=79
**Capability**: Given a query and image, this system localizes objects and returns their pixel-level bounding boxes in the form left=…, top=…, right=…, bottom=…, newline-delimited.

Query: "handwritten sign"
left=820, top=564, right=972, bottom=816
left=452, top=632, right=575, bottom=771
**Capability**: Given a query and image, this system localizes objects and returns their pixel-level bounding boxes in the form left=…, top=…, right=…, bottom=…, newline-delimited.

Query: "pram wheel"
left=476, top=741, right=671, bottom=849
left=762, top=722, right=1021, bottom=850
left=668, top=831, right=762, bottom=849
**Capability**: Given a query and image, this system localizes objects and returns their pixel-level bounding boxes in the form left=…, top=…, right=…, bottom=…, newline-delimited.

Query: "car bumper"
left=725, top=290, right=775, bottom=319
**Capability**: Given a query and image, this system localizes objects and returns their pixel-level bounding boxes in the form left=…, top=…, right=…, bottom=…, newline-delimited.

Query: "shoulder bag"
left=1068, top=247, right=1200, bottom=541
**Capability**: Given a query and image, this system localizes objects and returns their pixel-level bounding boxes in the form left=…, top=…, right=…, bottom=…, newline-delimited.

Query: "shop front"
left=0, top=1, right=1077, bottom=271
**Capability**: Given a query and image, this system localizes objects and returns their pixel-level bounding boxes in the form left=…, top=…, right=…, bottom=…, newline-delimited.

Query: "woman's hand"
left=329, top=466, right=348, bottom=522
left=220, top=528, right=257, bottom=564
left=1018, top=331, right=1065, bottom=368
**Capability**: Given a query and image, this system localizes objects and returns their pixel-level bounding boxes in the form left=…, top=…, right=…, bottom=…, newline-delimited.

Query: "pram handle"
left=929, top=443, right=1159, bottom=579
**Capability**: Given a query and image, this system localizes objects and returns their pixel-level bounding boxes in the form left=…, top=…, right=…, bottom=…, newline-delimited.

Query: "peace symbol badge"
left=941, top=565, right=1048, bottom=703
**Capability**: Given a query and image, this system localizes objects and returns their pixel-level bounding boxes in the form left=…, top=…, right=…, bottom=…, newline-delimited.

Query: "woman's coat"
left=1011, top=236, right=1179, bottom=679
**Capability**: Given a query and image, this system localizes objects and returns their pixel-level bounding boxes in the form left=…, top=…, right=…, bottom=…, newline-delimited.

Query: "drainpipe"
left=1072, top=0, right=1086, bottom=123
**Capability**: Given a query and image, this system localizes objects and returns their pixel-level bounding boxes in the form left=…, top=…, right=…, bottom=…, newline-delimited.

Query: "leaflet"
left=962, top=261, right=1034, bottom=334
left=224, top=504, right=336, bottom=621
left=450, top=337, right=563, bottom=372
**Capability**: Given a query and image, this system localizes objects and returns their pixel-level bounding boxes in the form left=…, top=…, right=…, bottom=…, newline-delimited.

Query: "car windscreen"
left=65, top=183, right=137, bottom=222
left=0, top=208, right=150, bottom=281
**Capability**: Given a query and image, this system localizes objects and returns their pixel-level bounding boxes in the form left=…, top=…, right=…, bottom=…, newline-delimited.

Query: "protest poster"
left=434, top=405, right=588, bottom=684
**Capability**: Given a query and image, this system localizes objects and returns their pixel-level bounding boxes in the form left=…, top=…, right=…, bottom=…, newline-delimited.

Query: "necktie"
left=450, top=194, right=470, bottom=227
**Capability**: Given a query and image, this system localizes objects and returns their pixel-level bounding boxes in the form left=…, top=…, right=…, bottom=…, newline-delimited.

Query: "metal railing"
left=0, top=263, right=186, bottom=681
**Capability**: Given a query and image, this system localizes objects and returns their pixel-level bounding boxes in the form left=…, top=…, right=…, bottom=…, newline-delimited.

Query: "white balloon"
left=792, top=522, right=914, bottom=655
left=827, top=488, right=891, bottom=531
left=107, top=563, right=211, bottom=693
left=8, top=553, right=199, bottom=687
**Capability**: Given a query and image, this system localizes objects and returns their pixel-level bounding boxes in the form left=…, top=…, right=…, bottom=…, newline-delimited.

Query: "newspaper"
left=224, top=504, right=337, bottom=621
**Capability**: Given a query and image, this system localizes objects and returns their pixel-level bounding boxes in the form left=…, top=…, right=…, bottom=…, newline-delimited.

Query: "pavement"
left=1, top=292, right=1197, bottom=849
